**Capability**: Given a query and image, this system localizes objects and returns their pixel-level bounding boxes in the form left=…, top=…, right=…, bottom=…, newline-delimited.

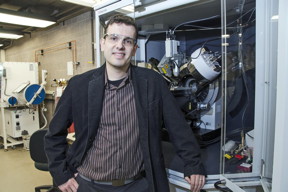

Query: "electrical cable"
left=214, top=180, right=233, bottom=192
left=234, top=0, right=252, bottom=131
left=172, top=15, right=220, bottom=33
left=226, top=7, right=255, bottom=27
left=246, top=8, right=256, bottom=24
left=191, top=41, right=208, bottom=59
left=183, top=24, right=220, bottom=30
left=187, top=37, right=221, bottom=56
left=246, top=132, right=254, bottom=139
left=40, top=103, right=48, bottom=129
left=140, top=7, right=254, bottom=36
left=4, top=78, right=11, bottom=97
left=172, top=7, right=254, bottom=33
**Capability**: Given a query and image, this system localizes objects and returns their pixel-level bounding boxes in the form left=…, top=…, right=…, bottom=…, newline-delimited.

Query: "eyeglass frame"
left=103, top=33, right=137, bottom=47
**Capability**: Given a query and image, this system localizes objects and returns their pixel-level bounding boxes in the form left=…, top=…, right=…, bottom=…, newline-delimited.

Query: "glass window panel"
left=221, top=0, right=257, bottom=175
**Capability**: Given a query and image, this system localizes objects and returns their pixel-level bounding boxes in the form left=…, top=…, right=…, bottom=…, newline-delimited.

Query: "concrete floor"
left=0, top=145, right=52, bottom=192
left=0, top=142, right=266, bottom=192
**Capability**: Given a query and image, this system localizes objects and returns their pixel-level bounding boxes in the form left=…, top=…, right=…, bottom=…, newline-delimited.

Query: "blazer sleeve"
left=44, top=82, right=74, bottom=186
left=159, top=77, right=206, bottom=177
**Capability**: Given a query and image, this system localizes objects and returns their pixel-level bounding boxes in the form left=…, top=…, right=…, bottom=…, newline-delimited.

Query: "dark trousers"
left=75, top=175, right=149, bottom=192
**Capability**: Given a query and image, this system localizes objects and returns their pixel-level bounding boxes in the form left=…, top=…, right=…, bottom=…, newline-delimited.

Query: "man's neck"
left=106, top=64, right=129, bottom=81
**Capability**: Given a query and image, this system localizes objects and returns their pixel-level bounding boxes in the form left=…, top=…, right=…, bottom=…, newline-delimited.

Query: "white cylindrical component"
left=165, top=39, right=173, bottom=58
left=173, top=64, right=180, bottom=77
left=191, top=48, right=221, bottom=81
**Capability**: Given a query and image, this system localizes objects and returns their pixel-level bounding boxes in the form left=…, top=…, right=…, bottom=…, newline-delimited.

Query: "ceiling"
left=0, top=0, right=92, bottom=49
left=0, top=0, right=255, bottom=49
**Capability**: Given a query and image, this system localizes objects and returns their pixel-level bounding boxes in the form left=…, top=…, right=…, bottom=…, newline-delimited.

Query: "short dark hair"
left=104, top=14, right=138, bottom=41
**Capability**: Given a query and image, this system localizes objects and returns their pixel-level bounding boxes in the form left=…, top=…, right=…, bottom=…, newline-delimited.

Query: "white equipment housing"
left=1, top=62, right=39, bottom=106
left=0, top=62, right=42, bottom=150
left=200, top=99, right=222, bottom=130
left=0, top=108, right=39, bottom=138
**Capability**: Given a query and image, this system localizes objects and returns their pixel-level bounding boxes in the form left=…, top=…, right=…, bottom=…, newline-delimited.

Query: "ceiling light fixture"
left=0, top=32, right=23, bottom=39
left=0, top=29, right=24, bottom=39
left=61, top=0, right=119, bottom=8
left=0, top=8, right=56, bottom=28
left=119, top=5, right=134, bottom=13
left=61, top=0, right=96, bottom=7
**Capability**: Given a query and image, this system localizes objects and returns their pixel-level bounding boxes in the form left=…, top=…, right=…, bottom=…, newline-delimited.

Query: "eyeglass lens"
left=105, top=34, right=135, bottom=46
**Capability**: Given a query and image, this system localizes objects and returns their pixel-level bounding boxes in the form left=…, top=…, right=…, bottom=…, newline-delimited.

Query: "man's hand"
left=185, top=174, right=205, bottom=192
left=58, top=177, right=79, bottom=192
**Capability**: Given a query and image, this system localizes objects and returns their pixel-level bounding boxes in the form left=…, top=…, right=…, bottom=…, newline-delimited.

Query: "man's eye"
left=125, top=39, right=133, bottom=45
left=110, top=36, right=118, bottom=41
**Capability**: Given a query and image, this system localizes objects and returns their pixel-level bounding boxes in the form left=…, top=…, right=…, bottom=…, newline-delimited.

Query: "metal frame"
left=271, top=0, right=288, bottom=191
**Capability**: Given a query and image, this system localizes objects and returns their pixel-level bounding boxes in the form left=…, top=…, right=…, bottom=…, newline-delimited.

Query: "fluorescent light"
left=62, top=0, right=120, bottom=8
left=0, top=8, right=56, bottom=28
left=120, top=5, right=134, bottom=13
left=0, top=32, right=23, bottom=39
left=93, top=0, right=119, bottom=9
left=0, top=44, right=3, bottom=47
left=62, top=0, right=96, bottom=7
left=0, top=13, right=55, bottom=28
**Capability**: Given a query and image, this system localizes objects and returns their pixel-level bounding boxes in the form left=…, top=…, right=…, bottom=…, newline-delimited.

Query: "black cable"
left=191, top=41, right=208, bottom=59
left=246, top=132, right=254, bottom=139
left=172, top=15, right=220, bottom=33
left=214, top=180, right=233, bottom=192
left=226, top=7, right=255, bottom=27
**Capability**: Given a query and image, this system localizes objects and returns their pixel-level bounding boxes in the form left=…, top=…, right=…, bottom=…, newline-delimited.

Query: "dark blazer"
left=44, top=64, right=205, bottom=192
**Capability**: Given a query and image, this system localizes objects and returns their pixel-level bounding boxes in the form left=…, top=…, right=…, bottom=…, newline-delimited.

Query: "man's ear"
left=131, top=44, right=138, bottom=56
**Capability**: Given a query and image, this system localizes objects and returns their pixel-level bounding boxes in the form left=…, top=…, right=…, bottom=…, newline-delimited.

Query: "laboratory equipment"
left=93, top=0, right=279, bottom=190
left=0, top=62, right=47, bottom=150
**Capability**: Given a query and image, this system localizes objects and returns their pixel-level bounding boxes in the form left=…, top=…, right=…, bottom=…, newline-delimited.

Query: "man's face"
left=101, top=23, right=137, bottom=70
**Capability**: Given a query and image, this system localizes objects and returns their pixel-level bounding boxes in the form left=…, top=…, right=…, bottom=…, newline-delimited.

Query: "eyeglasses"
left=103, top=33, right=136, bottom=47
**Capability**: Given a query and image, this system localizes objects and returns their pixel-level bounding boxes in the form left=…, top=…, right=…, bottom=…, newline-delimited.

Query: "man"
left=45, top=14, right=206, bottom=192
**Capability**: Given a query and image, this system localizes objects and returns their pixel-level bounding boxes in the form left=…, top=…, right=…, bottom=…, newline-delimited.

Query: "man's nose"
left=116, top=39, right=125, bottom=49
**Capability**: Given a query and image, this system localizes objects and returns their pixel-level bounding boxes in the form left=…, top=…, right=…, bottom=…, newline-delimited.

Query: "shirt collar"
left=104, top=66, right=132, bottom=88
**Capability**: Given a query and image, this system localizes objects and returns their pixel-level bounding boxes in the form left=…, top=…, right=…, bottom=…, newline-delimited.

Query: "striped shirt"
left=77, top=68, right=144, bottom=180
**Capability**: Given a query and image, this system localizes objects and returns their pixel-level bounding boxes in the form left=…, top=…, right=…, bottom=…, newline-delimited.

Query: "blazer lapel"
left=87, top=68, right=105, bottom=138
left=131, top=67, right=149, bottom=149
left=132, top=66, right=156, bottom=190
